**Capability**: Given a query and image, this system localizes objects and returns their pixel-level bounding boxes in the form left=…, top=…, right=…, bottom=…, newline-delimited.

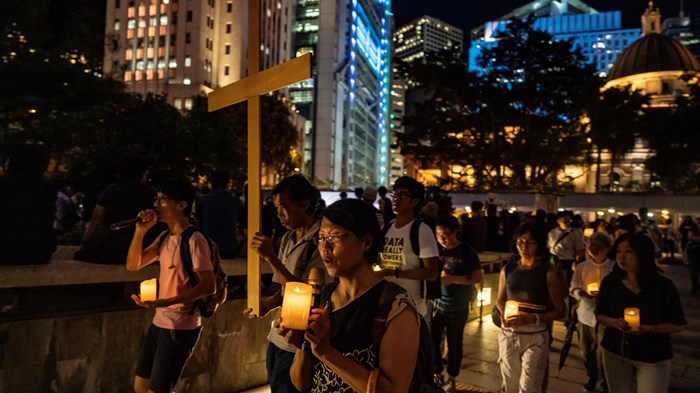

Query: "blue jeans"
left=431, top=308, right=469, bottom=377
left=135, top=324, right=201, bottom=393
left=266, top=342, right=301, bottom=393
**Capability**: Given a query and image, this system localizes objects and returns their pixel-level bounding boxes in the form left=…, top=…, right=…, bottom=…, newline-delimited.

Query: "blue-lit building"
left=469, top=0, right=640, bottom=78
left=289, top=0, right=391, bottom=188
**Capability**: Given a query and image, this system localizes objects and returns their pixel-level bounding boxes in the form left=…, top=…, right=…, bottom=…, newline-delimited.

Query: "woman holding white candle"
left=595, top=232, right=687, bottom=393
left=570, top=232, right=615, bottom=392
left=277, top=199, right=420, bottom=393
left=496, top=222, right=566, bottom=393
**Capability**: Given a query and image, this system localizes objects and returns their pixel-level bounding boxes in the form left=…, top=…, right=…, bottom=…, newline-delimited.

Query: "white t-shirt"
left=570, top=259, right=615, bottom=327
left=381, top=220, right=439, bottom=303
left=547, top=227, right=585, bottom=260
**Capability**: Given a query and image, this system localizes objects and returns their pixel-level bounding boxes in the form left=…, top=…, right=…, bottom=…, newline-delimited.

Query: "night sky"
left=393, top=0, right=700, bottom=35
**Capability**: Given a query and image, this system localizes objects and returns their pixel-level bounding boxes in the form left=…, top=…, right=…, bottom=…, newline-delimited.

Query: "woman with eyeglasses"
left=496, top=222, right=566, bottom=393
left=276, top=199, right=420, bottom=393
left=595, top=232, right=686, bottom=393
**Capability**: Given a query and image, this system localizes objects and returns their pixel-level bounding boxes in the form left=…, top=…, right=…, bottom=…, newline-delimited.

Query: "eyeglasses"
left=314, top=233, right=353, bottom=245
left=515, top=239, right=537, bottom=247
left=391, top=191, right=411, bottom=200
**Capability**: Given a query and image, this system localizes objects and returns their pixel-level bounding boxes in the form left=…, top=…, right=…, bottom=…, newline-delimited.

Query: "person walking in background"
left=126, top=178, right=216, bottom=393
left=361, top=186, right=384, bottom=227
left=595, top=233, right=686, bottom=393
left=548, top=210, right=585, bottom=321
left=432, top=215, right=483, bottom=393
left=0, top=143, right=56, bottom=265
left=377, top=185, right=395, bottom=224
left=75, top=155, right=157, bottom=264
left=278, top=199, right=419, bottom=393
left=570, top=232, right=615, bottom=392
left=197, top=170, right=242, bottom=258
left=497, top=222, right=566, bottom=393
left=461, top=200, right=487, bottom=252
left=376, top=176, right=439, bottom=318
left=246, top=174, right=330, bottom=393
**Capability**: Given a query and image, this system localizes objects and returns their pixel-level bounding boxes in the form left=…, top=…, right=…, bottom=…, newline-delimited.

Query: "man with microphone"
left=126, top=178, right=216, bottom=393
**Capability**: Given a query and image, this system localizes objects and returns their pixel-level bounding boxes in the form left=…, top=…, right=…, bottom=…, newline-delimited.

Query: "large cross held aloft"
left=207, top=0, right=312, bottom=315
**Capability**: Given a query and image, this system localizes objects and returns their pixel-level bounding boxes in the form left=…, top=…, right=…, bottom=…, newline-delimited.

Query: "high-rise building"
left=663, top=11, right=700, bottom=63
left=289, top=0, right=392, bottom=189
left=394, top=15, right=463, bottom=63
left=103, top=0, right=294, bottom=110
left=469, top=0, right=640, bottom=78
left=390, top=16, right=463, bottom=184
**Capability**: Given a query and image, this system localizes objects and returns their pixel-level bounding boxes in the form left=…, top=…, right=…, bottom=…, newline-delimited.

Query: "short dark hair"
left=271, top=174, right=320, bottom=217
left=392, top=176, right=425, bottom=202
left=511, top=221, right=548, bottom=258
left=209, top=170, right=229, bottom=189
left=159, top=178, right=196, bottom=215
left=470, top=200, right=484, bottom=211
left=378, top=186, right=388, bottom=196
left=436, top=215, right=460, bottom=232
left=322, top=199, right=383, bottom=264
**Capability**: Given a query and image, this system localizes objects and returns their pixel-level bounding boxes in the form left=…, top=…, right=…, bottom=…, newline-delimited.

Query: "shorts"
left=135, top=324, right=202, bottom=393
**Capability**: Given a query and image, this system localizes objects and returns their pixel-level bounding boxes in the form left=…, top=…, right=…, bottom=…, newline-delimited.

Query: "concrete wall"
left=0, top=299, right=274, bottom=393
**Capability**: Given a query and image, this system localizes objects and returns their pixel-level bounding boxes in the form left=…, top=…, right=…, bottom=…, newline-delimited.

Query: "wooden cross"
left=207, top=0, right=311, bottom=315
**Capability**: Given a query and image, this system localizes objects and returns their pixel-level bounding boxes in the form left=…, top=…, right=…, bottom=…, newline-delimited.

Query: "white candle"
left=140, top=278, right=157, bottom=302
left=624, top=307, right=640, bottom=331
left=587, top=282, right=599, bottom=295
left=505, top=300, right=519, bottom=320
left=280, top=282, right=313, bottom=330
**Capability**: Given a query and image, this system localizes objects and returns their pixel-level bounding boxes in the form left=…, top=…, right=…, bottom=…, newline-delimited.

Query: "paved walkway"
left=243, top=263, right=700, bottom=393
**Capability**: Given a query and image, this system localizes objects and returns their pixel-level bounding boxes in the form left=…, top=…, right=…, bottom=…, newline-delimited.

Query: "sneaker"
left=583, top=378, right=596, bottom=392
left=443, top=381, right=456, bottom=393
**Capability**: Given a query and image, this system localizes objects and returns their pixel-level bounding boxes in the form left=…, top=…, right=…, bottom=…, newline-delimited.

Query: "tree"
left=397, top=17, right=601, bottom=191
left=587, top=85, right=649, bottom=192
left=644, top=74, right=700, bottom=192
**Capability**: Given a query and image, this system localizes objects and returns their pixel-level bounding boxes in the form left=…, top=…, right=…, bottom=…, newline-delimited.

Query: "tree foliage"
left=644, top=75, right=700, bottom=192
left=0, top=26, right=302, bottom=197
left=397, top=17, right=602, bottom=191
left=587, top=85, right=649, bottom=191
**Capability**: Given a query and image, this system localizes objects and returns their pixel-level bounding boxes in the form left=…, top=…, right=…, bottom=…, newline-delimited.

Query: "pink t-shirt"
left=150, top=230, right=213, bottom=330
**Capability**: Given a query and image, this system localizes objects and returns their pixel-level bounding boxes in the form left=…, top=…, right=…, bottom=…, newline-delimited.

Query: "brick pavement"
left=242, top=263, right=700, bottom=393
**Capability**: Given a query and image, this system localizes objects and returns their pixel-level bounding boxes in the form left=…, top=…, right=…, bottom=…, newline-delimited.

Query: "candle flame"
left=294, top=286, right=301, bottom=293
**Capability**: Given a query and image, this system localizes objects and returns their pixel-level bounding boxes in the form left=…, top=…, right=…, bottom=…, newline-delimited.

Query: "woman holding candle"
left=496, top=222, right=567, bottom=393
left=277, top=199, right=420, bottom=393
left=570, top=232, right=615, bottom=392
left=595, top=232, right=687, bottom=393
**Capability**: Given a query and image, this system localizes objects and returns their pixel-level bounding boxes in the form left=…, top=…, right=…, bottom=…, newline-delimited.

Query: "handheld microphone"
left=303, top=267, right=325, bottom=352
left=308, top=267, right=324, bottom=308
left=110, top=217, right=142, bottom=231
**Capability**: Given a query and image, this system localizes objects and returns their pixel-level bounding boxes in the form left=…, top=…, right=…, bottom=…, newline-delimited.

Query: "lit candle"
left=505, top=300, right=519, bottom=319
left=280, top=282, right=313, bottom=330
left=584, top=228, right=595, bottom=237
left=140, top=278, right=157, bottom=302
left=624, top=307, right=640, bottom=331
left=586, top=282, right=599, bottom=295
left=372, top=264, right=381, bottom=272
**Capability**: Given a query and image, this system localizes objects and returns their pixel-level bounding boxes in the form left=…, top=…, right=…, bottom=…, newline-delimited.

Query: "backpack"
left=373, top=282, right=443, bottom=393
left=160, top=226, right=228, bottom=318
left=382, top=218, right=441, bottom=300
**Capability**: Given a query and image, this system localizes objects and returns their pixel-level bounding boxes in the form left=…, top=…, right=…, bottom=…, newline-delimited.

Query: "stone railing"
left=0, top=247, right=274, bottom=393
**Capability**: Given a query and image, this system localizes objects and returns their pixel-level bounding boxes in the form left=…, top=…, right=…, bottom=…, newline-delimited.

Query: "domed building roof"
left=608, top=33, right=700, bottom=81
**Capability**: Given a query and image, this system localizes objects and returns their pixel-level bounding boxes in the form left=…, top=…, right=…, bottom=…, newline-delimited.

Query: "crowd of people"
left=0, top=148, right=692, bottom=393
